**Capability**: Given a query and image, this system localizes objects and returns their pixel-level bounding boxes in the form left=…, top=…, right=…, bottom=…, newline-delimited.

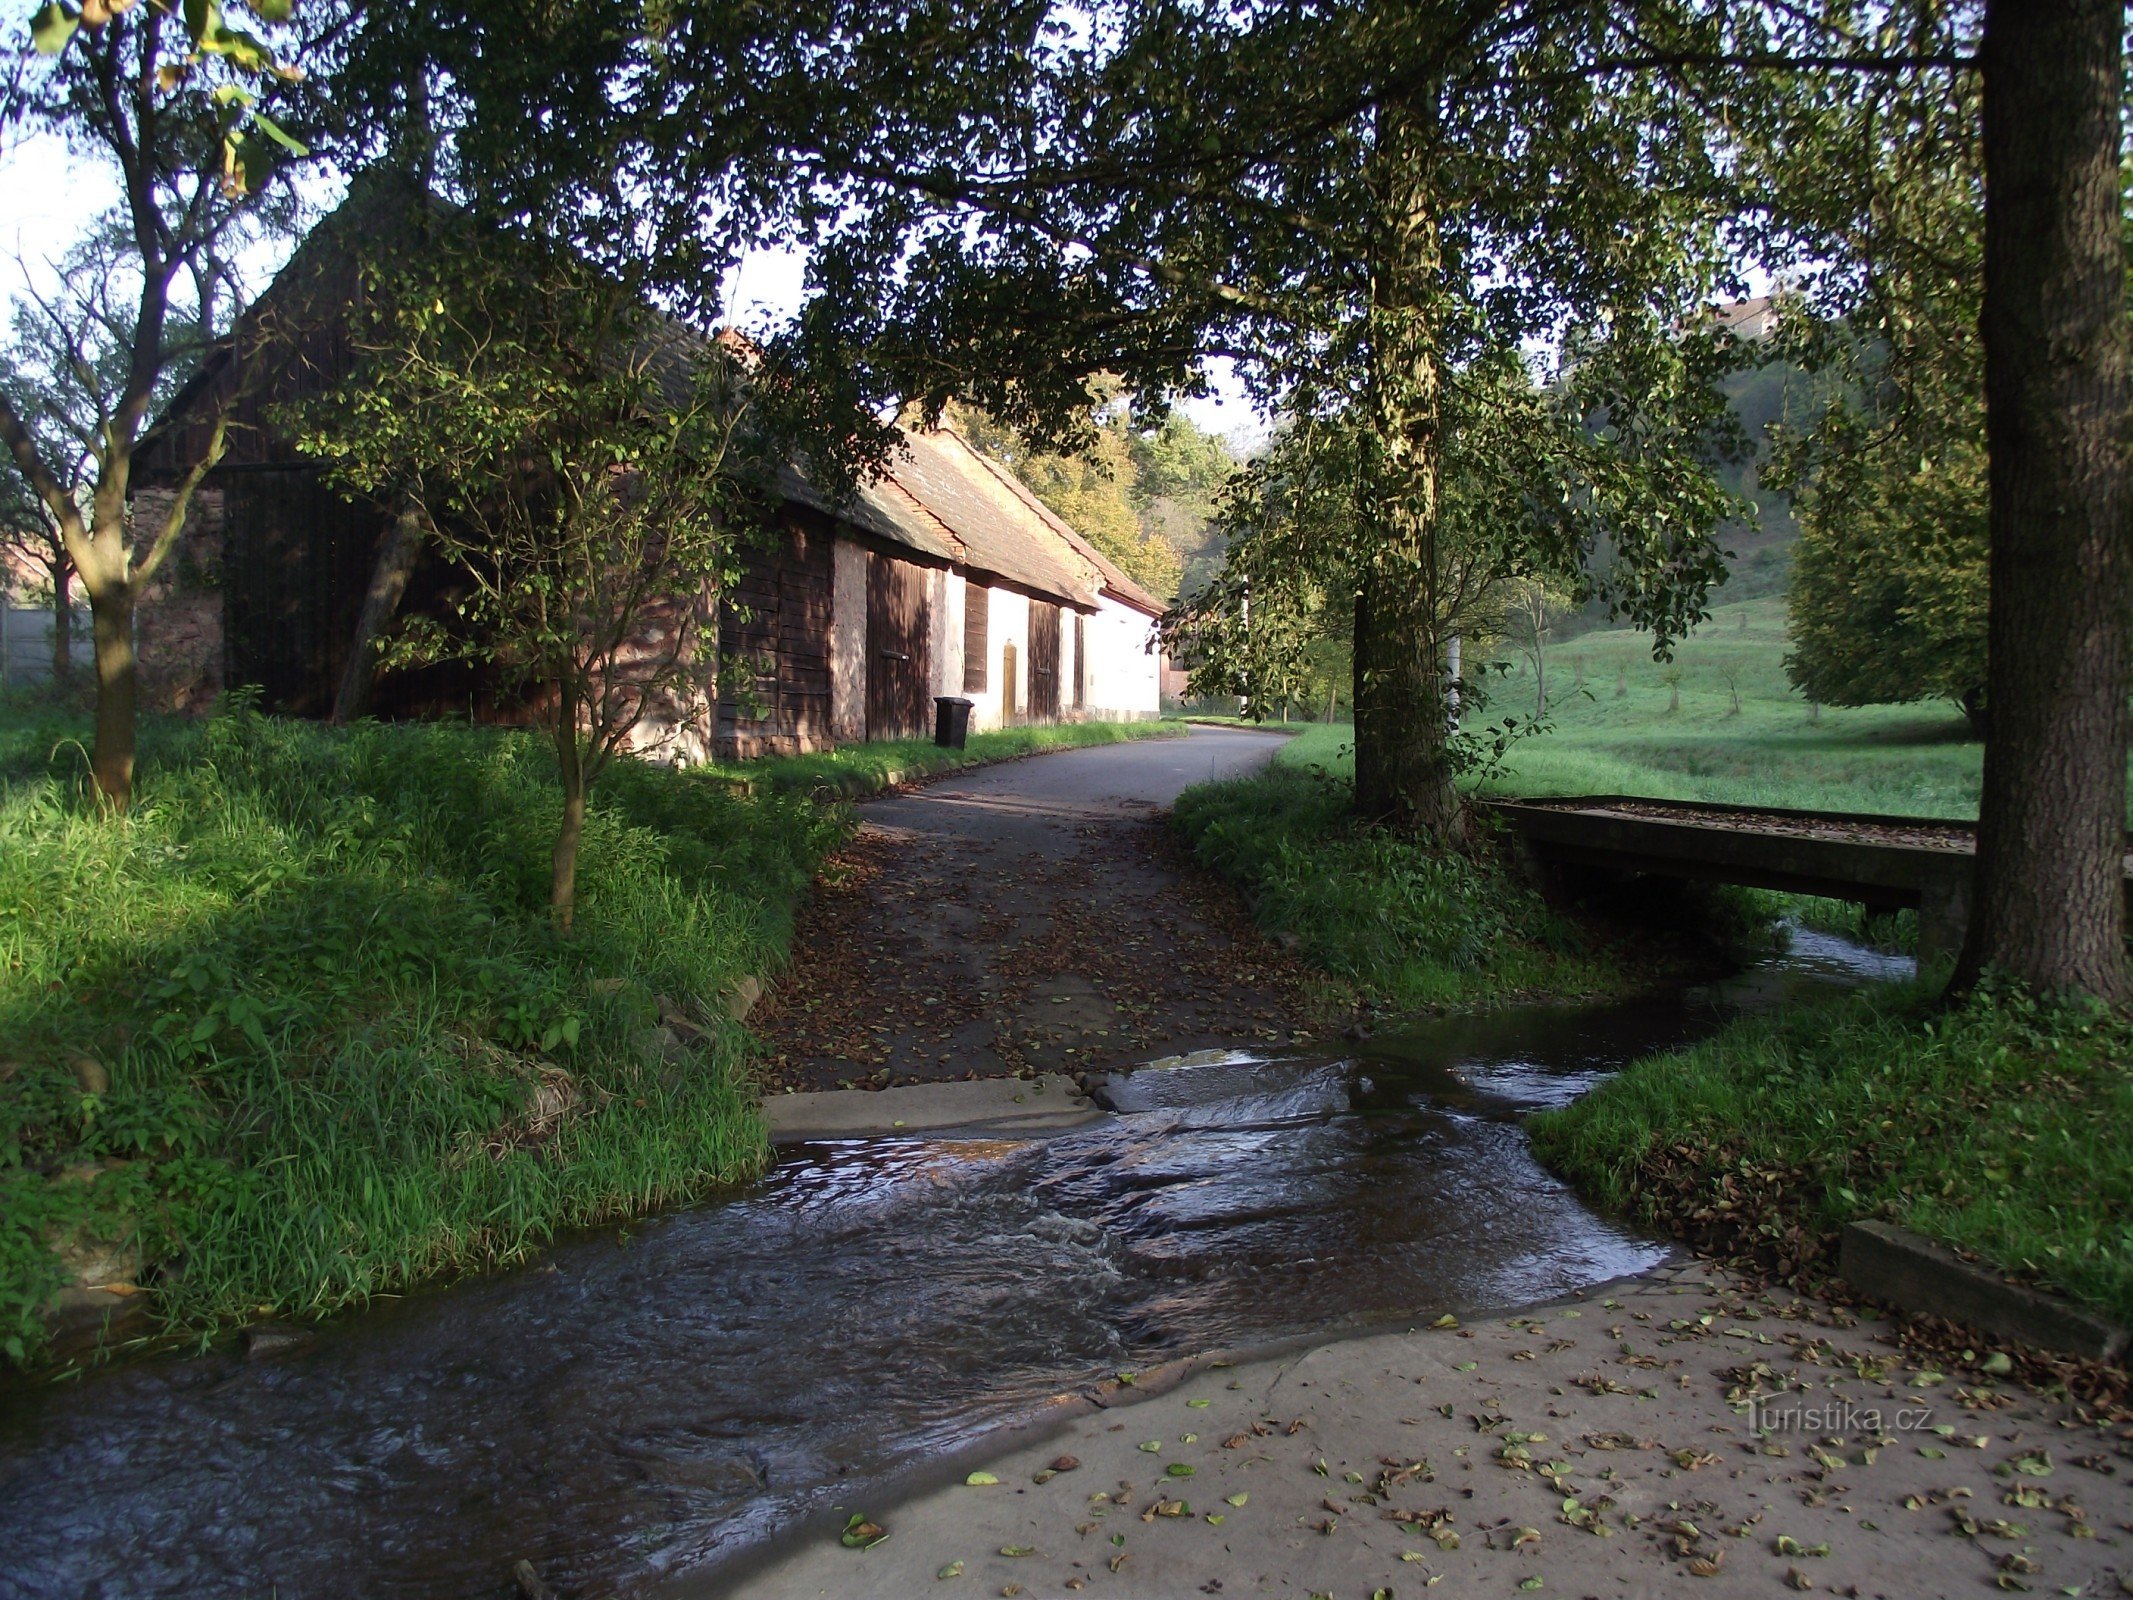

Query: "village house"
left=129, top=186, right=1164, bottom=760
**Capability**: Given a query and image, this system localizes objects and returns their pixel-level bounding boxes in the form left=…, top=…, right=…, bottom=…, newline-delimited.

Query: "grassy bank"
left=1172, top=762, right=1653, bottom=1012
left=715, top=717, right=1183, bottom=798
left=1, top=706, right=1182, bottom=1368
left=1530, top=986, right=2133, bottom=1324
left=0, top=704, right=855, bottom=1368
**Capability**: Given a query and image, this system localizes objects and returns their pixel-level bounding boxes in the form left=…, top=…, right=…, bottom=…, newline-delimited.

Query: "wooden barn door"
left=1028, top=600, right=1061, bottom=721
left=866, top=551, right=930, bottom=739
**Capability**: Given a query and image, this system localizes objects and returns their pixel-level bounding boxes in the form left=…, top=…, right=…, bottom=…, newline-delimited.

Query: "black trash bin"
left=933, top=695, right=974, bottom=749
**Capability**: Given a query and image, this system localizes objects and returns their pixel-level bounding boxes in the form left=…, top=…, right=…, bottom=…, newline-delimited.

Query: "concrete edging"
left=761, top=1072, right=1107, bottom=1143
left=1838, top=1218, right=2128, bottom=1362
left=656, top=1257, right=1693, bottom=1600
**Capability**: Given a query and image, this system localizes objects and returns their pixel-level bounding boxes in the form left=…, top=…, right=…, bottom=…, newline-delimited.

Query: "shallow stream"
left=0, top=926, right=1909, bottom=1600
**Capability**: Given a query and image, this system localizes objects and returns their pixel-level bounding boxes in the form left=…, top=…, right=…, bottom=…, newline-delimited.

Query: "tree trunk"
left=1353, top=94, right=1459, bottom=837
left=551, top=680, right=587, bottom=934
left=88, top=587, right=137, bottom=810
left=50, top=560, right=73, bottom=685
left=1953, top=0, right=2131, bottom=1003
left=331, top=502, right=425, bottom=724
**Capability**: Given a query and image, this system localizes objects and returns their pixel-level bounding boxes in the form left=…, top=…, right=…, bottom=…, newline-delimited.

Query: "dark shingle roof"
left=953, top=434, right=1166, bottom=616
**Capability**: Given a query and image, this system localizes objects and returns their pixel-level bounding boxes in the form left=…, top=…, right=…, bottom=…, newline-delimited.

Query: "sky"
left=0, top=132, right=1272, bottom=452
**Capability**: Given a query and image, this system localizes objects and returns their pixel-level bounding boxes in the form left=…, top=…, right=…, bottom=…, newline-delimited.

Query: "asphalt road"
left=750, top=726, right=1323, bottom=1092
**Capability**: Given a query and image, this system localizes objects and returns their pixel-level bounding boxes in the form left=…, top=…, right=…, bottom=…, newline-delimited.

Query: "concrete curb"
left=761, top=1072, right=1106, bottom=1143
left=1838, top=1218, right=2128, bottom=1362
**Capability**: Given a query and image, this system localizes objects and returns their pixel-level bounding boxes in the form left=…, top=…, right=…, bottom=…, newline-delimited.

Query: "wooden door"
left=1028, top=600, right=1061, bottom=721
left=866, top=551, right=930, bottom=740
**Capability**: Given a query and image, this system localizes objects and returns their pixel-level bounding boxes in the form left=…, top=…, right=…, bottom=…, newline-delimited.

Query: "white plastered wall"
left=1079, top=595, right=1162, bottom=721
left=939, top=572, right=967, bottom=701
left=963, top=584, right=1031, bottom=731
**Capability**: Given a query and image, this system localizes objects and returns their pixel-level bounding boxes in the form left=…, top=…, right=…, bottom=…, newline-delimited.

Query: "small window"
left=962, top=584, right=989, bottom=692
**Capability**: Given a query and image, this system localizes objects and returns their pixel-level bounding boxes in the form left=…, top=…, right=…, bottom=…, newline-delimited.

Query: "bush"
left=0, top=705, right=845, bottom=1365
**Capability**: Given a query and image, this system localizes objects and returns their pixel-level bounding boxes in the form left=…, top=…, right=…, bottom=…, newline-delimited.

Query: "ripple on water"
left=0, top=925, right=1903, bottom=1600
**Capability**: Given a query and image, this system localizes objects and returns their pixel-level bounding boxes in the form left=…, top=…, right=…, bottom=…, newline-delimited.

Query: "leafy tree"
left=1784, top=438, right=1988, bottom=729
left=1741, top=0, right=2130, bottom=999
left=952, top=399, right=1187, bottom=598
left=723, top=0, right=1747, bottom=835
left=287, top=233, right=766, bottom=931
left=0, top=0, right=321, bottom=808
left=1128, top=412, right=1241, bottom=595
left=1955, top=0, right=2130, bottom=1000
left=1755, top=22, right=1989, bottom=731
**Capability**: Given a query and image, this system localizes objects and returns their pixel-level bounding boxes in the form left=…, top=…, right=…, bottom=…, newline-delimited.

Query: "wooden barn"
left=131, top=182, right=1165, bottom=759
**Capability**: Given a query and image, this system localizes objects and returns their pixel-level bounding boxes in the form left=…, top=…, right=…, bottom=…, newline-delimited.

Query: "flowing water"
left=0, top=926, right=1909, bottom=1600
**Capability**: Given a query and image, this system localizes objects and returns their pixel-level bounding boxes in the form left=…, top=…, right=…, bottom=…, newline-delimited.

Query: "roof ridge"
left=944, top=429, right=1165, bottom=616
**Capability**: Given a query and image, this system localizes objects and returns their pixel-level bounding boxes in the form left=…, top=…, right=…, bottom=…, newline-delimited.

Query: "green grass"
left=712, top=717, right=1183, bottom=798
left=1269, top=596, right=2032, bottom=818
left=0, top=706, right=1183, bottom=1369
left=1172, top=762, right=1651, bottom=1012
left=1530, top=984, right=2133, bottom=1324
left=0, top=704, right=856, bottom=1368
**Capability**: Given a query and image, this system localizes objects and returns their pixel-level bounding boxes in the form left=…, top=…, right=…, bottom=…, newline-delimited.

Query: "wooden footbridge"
left=1483, top=795, right=2133, bottom=963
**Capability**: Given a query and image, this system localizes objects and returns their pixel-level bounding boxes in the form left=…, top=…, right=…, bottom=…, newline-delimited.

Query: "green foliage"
left=290, top=228, right=757, bottom=749
left=1785, top=441, right=1988, bottom=723
left=951, top=400, right=1240, bottom=603
left=1531, top=985, right=2133, bottom=1323
left=1748, top=22, right=1990, bottom=723
left=1172, top=763, right=1611, bottom=1013
left=287, top=220, right=773, bottom=922
left=0, top=703, right=846, bottom=1367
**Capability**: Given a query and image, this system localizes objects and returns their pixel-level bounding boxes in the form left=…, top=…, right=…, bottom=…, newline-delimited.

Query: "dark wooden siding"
left=219, top=470, right=382, bottom=716
left=962, top=582, right=989, bottom=692
left=1028, top=600, right=1061, bottom=720
left=866, top=550, right=931, bottom=739
left=716, top=513, right=835, bottom=758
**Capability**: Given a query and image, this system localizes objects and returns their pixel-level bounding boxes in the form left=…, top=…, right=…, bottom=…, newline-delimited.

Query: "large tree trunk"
left=330, top=503, right=425, bottom=724
left=1353, top=95, right=1459, bottom=837
left=49, top=559, right=72, bottom=686
left=87, top=586, right=138, bottom=811
left=1953, top=0, right=2131, bottom=1003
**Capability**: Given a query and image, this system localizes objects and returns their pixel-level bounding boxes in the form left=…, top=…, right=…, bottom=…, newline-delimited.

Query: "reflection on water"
left=0, top=923, right=1908, bottom=1600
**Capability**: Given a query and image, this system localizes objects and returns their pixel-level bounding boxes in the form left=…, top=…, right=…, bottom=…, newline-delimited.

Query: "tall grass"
left=0, top=705, right=845, bottom=1365
left=1172, top=764, right=1625, bottom=1011
left=1530, top=985, right=2133, bottom=1323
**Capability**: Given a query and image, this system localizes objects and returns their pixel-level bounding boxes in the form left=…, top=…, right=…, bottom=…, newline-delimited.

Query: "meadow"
left=1272, top=593, right=2014, bottom=819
